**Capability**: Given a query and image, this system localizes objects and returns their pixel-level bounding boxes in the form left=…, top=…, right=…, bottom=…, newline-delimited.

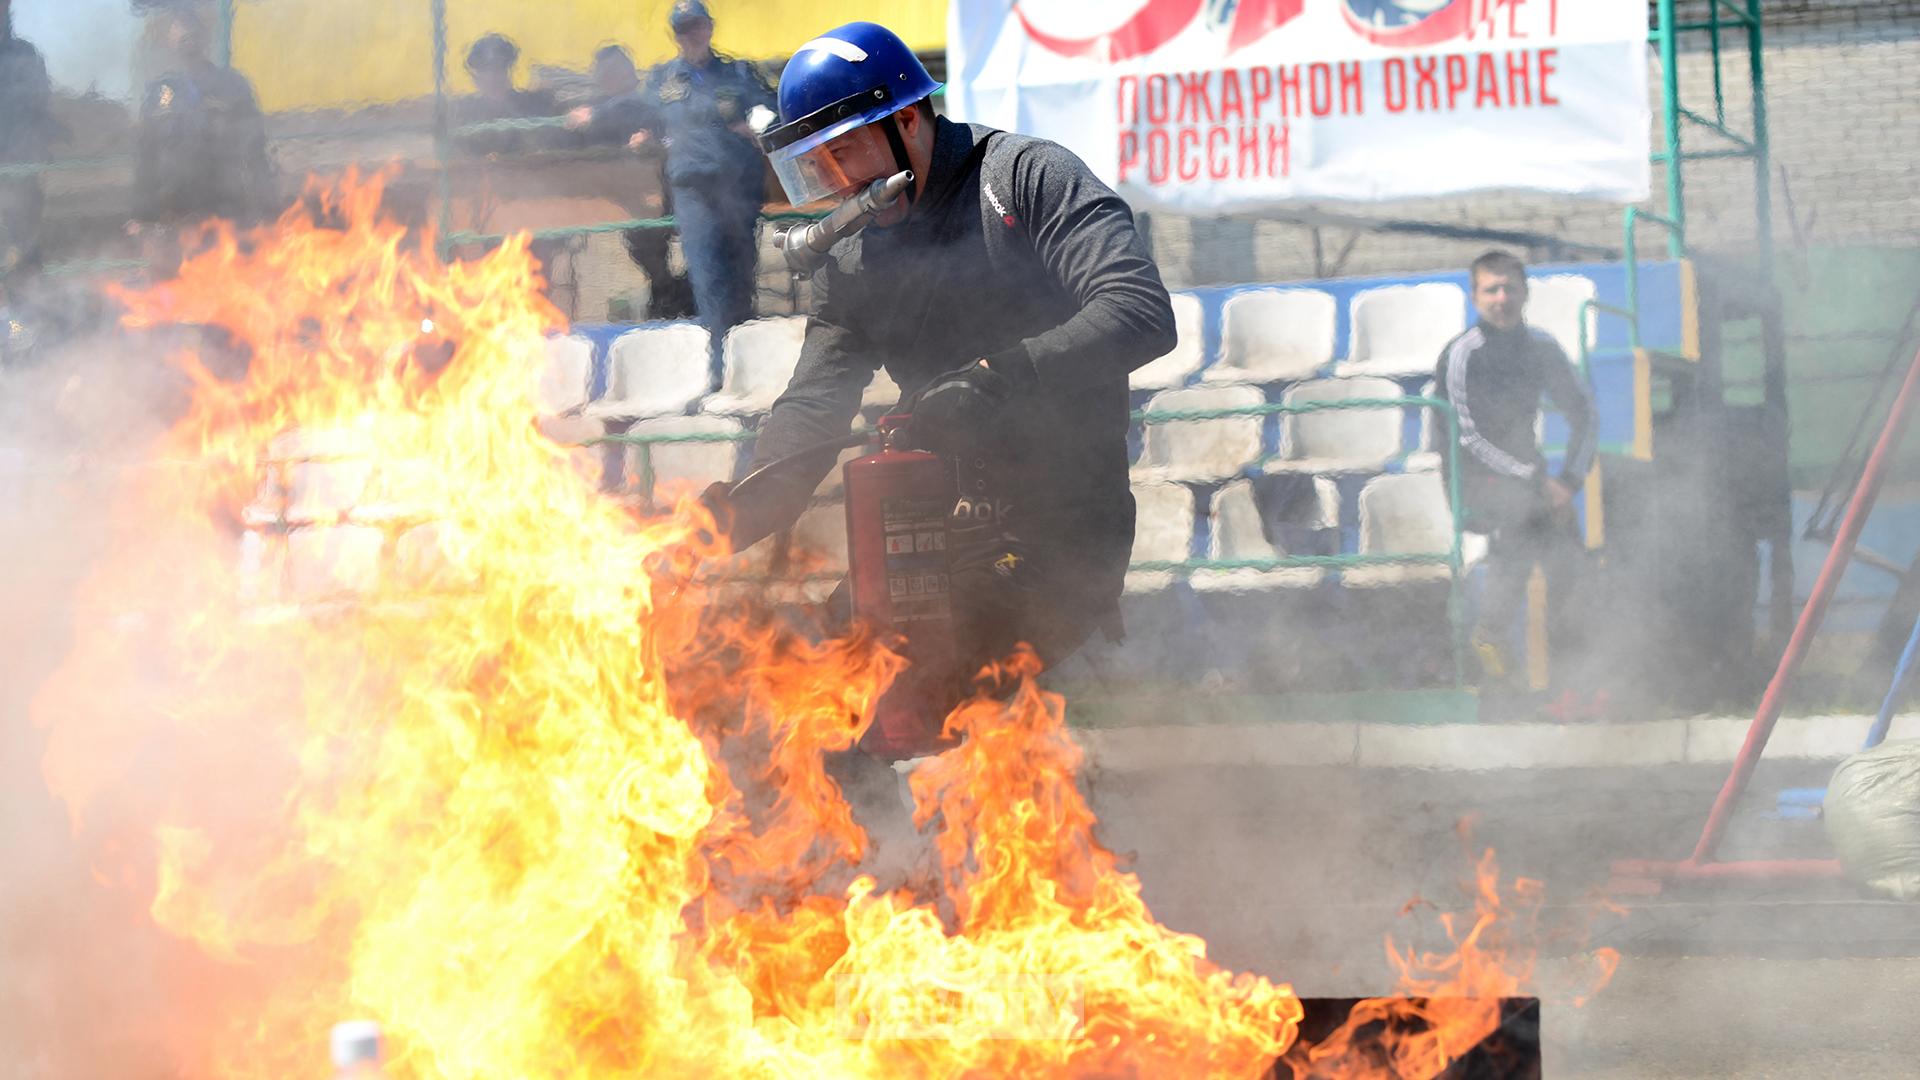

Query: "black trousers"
left=1465, top=476, right=1586, bottom=656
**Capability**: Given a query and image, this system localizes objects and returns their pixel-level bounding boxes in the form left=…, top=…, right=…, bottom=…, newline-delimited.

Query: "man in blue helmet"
left=631, top=0, right=777, bottom=379
left=710, top=22, right=1176, bottom=718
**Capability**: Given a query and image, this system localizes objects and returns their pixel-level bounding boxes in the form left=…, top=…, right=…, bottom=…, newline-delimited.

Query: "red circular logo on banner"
left=1339, top=0, right=1473, bottom=47
left=1013, top=0, right=1306, bottom=62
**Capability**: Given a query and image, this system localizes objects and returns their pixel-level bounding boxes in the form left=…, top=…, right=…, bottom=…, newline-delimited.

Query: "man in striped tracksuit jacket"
left=1433, top=250, right=1598, bottom=684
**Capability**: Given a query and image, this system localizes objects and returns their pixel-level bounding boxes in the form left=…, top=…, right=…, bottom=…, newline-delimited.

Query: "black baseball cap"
left=668, top=0, right=711, bottom=31
left=466, top=32, right=519, bottom=71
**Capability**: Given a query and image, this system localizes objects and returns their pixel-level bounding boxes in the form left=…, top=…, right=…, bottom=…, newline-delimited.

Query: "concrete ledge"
left=1080, top=712, right=1920, bottom=773
left=1079, top=722, right=1358, bottom=771
left=1357, top=719, right=1687, bottom=771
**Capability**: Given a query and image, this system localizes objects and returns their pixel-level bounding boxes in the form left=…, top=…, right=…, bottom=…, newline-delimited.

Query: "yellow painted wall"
left=233, top=0, right=946, bottom=113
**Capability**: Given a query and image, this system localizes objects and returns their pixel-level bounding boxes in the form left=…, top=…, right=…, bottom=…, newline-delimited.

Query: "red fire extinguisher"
left=842, top=416, right=959, bottom=760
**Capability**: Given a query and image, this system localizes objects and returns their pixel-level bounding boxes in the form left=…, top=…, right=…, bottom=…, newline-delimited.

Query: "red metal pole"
left=1690, top=347, right=1920, bottom=863
left=1613, top=857, right=1841, bottom=883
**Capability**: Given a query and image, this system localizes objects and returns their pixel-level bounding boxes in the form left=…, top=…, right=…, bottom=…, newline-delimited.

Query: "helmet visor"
left=767, top=123, right=899, bottom=207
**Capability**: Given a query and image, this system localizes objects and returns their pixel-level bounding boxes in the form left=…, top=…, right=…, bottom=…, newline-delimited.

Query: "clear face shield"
left=768, top=118, right=901, bottom=207
left=760, top=83, right=914, bottom=208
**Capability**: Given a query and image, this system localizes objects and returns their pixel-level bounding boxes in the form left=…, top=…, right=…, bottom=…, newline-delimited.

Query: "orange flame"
left=30, top=173, right=1610, bottom=1078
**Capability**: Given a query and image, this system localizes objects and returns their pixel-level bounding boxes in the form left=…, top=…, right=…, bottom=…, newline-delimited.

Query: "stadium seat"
left=235, top=529, right=281, bottom=604
left=1125, top=481, right=1196, bottom=593
left=1343, top=472, right=1487, bottom=587
left=1129, top=292, right=1206, bottom=391
left=1133, top=384, right=1265, bottom=483
left=1524, top=274, right=1599, bottom=365
left=1191, top=478, right=1327, bottom=592
left=702, top=316, right=806, bottom=417
left=267, top=428, right=373, bottom=525
left=1265, top=376, right=1407, bottom=473
left=1204, top=288, right=1336, bottom=385
left=392, top=523, right=446, bottom=586
left=285, top=524, right=387, bottom=599
left=862, top=366, right=905, bottom=412
left=536, top=334, right=595, bottom=416
left=1408, top=378, right=1443, bottom=472
left=583, top=323, right=711, bottom=421
left=780, top=502, right=849, bottom=603
left=1339, top=282, right=1466, bottom=378
left=811, top=443, right=869, bottom=498
left=625, top=414, right=745, bottom=502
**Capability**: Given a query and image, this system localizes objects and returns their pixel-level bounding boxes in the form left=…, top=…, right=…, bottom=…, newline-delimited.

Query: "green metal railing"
left=1641, top=0, right=1773, bottom=342
left=1577, top=297, right=1637, bottom=372
left=425, top=1, right=821, bottom=263
left=594, top=395, right=1474, bottom=685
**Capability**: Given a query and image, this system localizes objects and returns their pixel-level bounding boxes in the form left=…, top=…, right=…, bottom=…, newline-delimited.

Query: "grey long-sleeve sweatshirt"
left=1433, top=320, right=1599, bottom=505
left=733, top=116, right=1176, bottom=615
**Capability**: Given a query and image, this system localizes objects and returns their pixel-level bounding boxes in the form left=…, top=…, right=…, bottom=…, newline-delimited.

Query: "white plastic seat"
left=255, top=428, right=373, bottom=526
left=811, top=443, right=869, bottom=498
left=787, top=502, right=849, bottom=571
left=778, top=502, right=850, bottom=603
left=1407, top=378, right=1443, bottom=473
left=1129, top=292, right=1206, bottom=391
left=1338, top=282, right=1467, bottom=378
left=702, top=316, right=806, bottom=416
left=285, top=524, right=387, bottom=599
left=1524, top=274, right=1599, bottom=365
left=1191, top=478, right=1326, bottom=592
left=1126, top=481, right=1196, bottom=593
left=1205, top=288, right=1336, bottom=385
left=583, top=323, right=711, bottom=420
left=1343, top=472, right=1487, bottom=587
left=625, top=414, right=744, bottom=501
left=1133, top=384, right=1264, bottom=483
left=1266, top=377, right=1406, bottom=474
left=862, top=366, right=905, bottom=412
left=536, top=334, right=594, bottom=416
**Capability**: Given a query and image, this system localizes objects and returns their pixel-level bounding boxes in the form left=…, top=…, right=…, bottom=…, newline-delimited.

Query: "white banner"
left=946, top=0, right=1650, bottom=212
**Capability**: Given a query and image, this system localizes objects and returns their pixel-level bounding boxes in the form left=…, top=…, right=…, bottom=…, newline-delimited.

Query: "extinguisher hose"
left=724, top=431, right=873, bottom=503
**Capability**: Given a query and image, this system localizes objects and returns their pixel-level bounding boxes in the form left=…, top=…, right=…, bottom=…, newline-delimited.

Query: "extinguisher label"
left=881, top=496, right=951, bottom=624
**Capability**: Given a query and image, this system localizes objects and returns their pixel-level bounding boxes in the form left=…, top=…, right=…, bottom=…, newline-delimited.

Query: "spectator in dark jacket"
left=1, top=0, right=64, bottom=278
left=451, top=33, right=560, bottom=158
left=563, top=44, right=691, bottom=319
left=1433, top=250, right=1599, bottom=685
left=128, top=8, right=276, bottom=274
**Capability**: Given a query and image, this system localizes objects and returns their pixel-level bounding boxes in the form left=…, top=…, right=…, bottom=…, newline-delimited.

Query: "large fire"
left=28, top=175, right=1612, bottom=1078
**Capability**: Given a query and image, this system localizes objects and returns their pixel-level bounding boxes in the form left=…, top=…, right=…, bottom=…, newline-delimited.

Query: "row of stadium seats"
left=580, top=376, right=1444, bottom=501
left=536, top=319, right=905, bottom=423
left=1134, top=377, right=1438, bottom=484
left=535, top=272, right=1602, bottom=423
left=1126, top=473, right=1488, bottom=594
left=1127, top=273, right=1594, bottom=389
left=233, top=464, right=1484, bottom=601
left=518, top=277, right=1599, bottom=598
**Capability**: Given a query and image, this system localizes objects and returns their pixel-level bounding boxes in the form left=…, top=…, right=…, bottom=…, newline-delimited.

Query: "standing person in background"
left=1, top=0, right=63, bottom=279
left=566, top=44, right=652, bottom=144
left=1433, top=250, right=1598, bottom=687
left=630, top=0, right=775, bottom=381
left=128, top=8, right=276, bottom=272
left=452, top=33, right=561, bottom=158
left=564, top=44, right=691, bottom=320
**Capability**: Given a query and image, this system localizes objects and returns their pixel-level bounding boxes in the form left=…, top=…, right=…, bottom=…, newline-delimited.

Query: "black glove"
left=909, top=349, right=1034, bottom=453
left=696, top=480, right=736, bottom=548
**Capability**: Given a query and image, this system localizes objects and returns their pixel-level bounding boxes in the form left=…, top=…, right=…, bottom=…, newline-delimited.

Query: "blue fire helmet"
left=758, top=22, right=941, bottom=206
